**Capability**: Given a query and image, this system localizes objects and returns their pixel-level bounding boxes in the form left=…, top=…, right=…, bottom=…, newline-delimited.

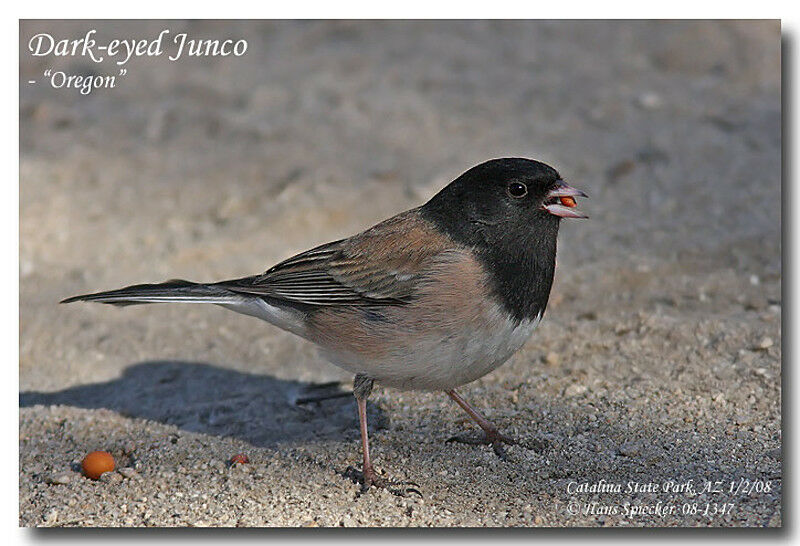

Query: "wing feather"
left=216, top=209, right=451, bottom=307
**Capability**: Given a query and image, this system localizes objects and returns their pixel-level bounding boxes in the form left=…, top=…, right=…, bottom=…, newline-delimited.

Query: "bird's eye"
left=507, top=182, right=528, bottom=198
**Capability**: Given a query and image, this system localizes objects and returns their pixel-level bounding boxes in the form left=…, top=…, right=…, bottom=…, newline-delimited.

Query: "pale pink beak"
left=543, top=181, right=588, bottom=219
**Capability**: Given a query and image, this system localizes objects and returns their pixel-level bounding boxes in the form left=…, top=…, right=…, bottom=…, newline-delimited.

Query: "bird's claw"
left=343, top=466, right=422, bottom=497
left=446, top=430, right=517, bottom=460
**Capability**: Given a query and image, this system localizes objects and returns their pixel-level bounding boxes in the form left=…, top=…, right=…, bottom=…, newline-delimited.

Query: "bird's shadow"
left=19, top=360, right=385, bottom=449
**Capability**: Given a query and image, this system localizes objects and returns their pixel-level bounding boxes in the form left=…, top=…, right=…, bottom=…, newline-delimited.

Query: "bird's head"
left=422, top=157, right=587, bottom=248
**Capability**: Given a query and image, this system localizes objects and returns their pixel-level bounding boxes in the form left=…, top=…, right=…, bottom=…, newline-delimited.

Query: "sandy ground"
left=20, top=20, right=781, bottom=527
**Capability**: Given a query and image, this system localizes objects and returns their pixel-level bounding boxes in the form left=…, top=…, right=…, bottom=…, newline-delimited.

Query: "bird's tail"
left=60, top=279, right=241, bottom=307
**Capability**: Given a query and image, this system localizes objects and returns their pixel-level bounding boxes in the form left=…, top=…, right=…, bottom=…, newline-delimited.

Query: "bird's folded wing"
left=215, top=209, right=453, bottom=307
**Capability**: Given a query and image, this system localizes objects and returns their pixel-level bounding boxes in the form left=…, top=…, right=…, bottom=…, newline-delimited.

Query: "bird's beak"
left=542, top=181, right=588, bottom=219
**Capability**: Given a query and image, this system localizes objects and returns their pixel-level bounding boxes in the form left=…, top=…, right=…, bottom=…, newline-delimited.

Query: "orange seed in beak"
left=559, top=196, right=577, bottom=208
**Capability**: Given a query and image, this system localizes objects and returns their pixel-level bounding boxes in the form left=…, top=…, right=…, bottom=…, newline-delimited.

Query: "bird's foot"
left=447, top=430, right=517, bottom=460
left=343, top=466, right=421, bottom=497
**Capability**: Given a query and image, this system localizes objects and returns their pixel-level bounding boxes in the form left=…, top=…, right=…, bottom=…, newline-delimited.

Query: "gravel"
left=20, top=20, right=780, bottom=527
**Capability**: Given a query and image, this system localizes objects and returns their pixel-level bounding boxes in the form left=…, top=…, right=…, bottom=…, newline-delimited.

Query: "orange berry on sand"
left=82, top=450, right=115, bottom=480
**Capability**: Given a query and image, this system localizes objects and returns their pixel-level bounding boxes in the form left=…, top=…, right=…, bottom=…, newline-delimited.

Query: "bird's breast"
left=306, top=250, right=542, bottom=390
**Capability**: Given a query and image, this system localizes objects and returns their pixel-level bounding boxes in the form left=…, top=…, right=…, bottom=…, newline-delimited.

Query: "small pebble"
left=750, top=336, right=774, bottom=351
left=118, top=467, right=138, bottom=479
left=545, top=352, right=560, bottom=366
left=757, top=337, right=774, bottom=350
left=564, top=384, right=587, bottom=397
left=99, top=471, right=123, bottom=484
left=46, top=473, right=72, bottom=485
left=43, top=509, right=58, bottom=525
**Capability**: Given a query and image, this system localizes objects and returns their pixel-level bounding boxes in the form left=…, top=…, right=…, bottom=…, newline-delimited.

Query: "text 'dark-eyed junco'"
left=63, top=157, right=587, bottom=494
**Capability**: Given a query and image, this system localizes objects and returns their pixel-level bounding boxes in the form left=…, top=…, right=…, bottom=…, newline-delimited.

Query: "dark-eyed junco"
left=63, top=157, right=586, bottom=493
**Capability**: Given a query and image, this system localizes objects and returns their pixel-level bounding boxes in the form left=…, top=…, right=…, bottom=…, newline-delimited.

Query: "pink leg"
left=446, top=389, right=516, bottom=456
left=346, top=374, right=420, bottom=496
left=356, top=396, right=379, bottom=486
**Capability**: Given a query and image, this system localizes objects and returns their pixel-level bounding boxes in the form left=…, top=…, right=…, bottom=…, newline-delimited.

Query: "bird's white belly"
left=219, top=292, right=542, bottom=392
left=322, top=306, right=542, bottom=391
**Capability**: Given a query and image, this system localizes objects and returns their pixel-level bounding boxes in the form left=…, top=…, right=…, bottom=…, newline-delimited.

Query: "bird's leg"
left=354, top=374, right=379, bottom=487
left=445, top=389, right=516, bottom=458
left=343, top=374, right=420, bottom=496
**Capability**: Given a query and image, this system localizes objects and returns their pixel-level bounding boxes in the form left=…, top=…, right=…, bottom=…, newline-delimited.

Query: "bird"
left=62, top=157, right=587, bottom=493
